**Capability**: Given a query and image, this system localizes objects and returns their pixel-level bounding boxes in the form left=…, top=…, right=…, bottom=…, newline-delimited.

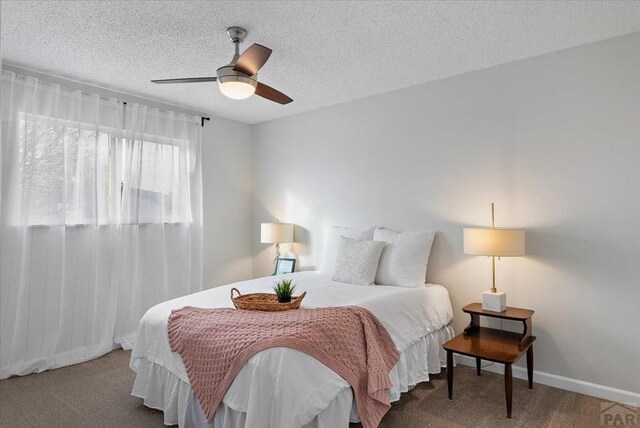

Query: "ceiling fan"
left=151, top=26, right=292, bottom=105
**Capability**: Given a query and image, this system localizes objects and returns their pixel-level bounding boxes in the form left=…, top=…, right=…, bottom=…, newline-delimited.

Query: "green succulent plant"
left=273, top=279, right=296, bottom=303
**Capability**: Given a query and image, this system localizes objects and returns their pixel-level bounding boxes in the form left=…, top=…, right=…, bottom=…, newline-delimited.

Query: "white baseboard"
left=456, top=355, right=640, bottom=405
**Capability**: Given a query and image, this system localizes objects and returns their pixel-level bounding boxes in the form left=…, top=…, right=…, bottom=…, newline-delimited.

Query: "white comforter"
left=130, top=271, right=453, bottom=427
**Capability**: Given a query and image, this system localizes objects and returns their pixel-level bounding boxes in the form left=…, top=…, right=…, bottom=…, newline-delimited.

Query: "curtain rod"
left=121, top=101, right=210, bottom=127
left=3, top=67, right=211, bottom=127
left=4, top=65, right=210, bottom=121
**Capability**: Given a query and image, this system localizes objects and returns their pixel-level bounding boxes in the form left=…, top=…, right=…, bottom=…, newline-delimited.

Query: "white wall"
left=202, top=117, right=253, bottom=287
left=251, top=33, right=640, bottom=395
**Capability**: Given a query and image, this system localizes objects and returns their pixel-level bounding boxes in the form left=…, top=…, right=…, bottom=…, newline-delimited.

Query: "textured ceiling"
left=2, top=1, right=639, bottom=124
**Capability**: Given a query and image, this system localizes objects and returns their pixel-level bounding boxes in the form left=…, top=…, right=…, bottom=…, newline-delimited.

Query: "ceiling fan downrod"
left=227, top=26, right=247, bottom=60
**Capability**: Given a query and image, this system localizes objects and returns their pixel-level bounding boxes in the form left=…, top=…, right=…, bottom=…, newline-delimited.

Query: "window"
left=120, top=137, right=187, bottom=224
left=18, top=113, right=190, bottom=226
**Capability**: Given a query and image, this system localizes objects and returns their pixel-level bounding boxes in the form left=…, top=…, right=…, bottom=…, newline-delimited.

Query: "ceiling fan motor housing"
left=216, top=64, right=257, bottom=89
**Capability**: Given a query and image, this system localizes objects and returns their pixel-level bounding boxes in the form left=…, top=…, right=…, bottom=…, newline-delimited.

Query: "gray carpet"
left=0, top=349, right=623, bottom=427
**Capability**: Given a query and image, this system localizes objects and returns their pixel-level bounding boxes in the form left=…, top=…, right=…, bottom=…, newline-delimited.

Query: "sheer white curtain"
left=0, top=71, right=203, bottom=378
left=114, top=103, right=203, bottom=348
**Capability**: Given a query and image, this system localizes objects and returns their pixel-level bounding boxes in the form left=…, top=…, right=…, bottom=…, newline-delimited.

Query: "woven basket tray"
left=230, top=287, right=306, bottom=311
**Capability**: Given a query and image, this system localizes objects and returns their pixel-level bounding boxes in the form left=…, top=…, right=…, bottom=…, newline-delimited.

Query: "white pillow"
left=331, top=237, right=385, bottom=285
left=319, top=225, right=375, bottom=277
left=374, top=228, right=436, bottom=287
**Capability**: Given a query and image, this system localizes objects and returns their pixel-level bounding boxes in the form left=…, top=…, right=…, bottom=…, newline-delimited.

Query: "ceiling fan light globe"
left=216, top=64, right=258, bottom=100
left=219, top=81, right=256, bottom=100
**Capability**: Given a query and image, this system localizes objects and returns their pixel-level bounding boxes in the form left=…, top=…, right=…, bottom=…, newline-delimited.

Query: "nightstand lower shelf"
left=444, top=326, right=535, bottom=364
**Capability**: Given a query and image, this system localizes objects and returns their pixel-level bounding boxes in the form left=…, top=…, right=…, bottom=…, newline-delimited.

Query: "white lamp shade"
left=463, top=228, right=525, bottom=257
left=261, top=223, right=294, bottom=244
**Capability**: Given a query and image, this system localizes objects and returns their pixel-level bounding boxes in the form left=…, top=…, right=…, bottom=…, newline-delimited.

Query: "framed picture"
left=273, top=258, right=296, bottom=275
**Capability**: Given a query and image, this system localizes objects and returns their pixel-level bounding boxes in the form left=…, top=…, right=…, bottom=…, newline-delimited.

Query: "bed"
left=130, top=271, right=454, bottom=427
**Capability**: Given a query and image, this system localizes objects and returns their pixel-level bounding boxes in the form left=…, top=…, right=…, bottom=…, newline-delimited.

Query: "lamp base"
left=482, top=291, right=507, bottom=312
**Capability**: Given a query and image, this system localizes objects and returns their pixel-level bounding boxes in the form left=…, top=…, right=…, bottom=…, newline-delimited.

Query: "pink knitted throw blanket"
left=167, top=306, right=400, bottom=428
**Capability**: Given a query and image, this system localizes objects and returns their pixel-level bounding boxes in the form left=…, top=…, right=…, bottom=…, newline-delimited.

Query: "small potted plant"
left=273, top=279, right=296, bottom=303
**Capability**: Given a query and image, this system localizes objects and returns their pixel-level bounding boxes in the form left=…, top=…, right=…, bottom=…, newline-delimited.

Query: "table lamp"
left=463, top=203, right=525, bottom=312
left=261, top=219, right=294, bottom=263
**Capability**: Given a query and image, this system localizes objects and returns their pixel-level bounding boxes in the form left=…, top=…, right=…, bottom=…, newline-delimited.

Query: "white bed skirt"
left=132, top=323, right=455, bottom=427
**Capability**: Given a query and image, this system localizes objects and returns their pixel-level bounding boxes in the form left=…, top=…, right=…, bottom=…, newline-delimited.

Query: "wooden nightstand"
left=443, top=303, right=536, bottom=418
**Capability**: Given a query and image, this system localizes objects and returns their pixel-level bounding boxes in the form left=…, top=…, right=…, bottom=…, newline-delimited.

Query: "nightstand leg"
left=476, top=357, right=481, bottom=376
left=505, top=364, right=513, bottom=418
left=527, top=345, right=534, bottom=389
left=447, top=350, right=453, bottom=400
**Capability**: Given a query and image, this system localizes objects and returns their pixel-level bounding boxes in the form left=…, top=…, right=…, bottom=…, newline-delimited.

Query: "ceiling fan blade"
left=255, top=82, right=293, bottom=105
left=151, top=77, right=217, bottom=84
left=233, top=44, right=272, bottom=76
